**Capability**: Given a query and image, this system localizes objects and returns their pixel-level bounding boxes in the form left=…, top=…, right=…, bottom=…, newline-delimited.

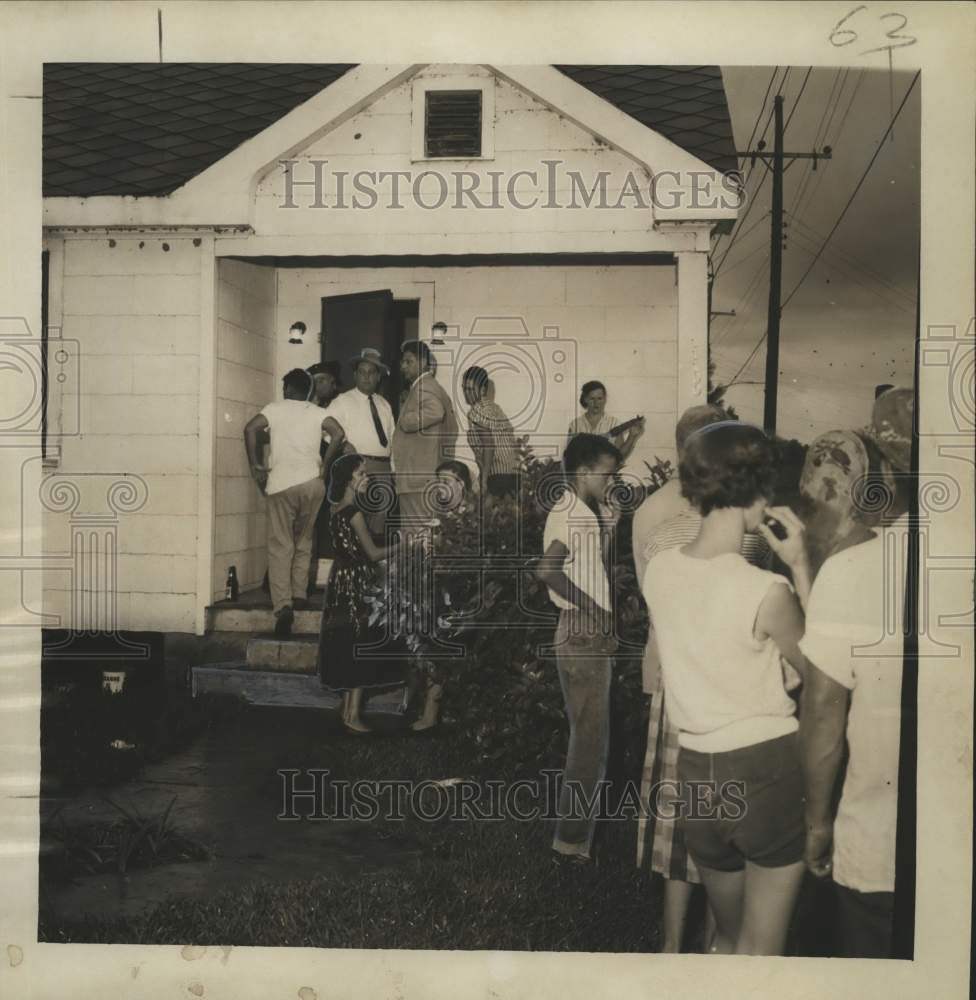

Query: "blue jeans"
left=552, top=609, right=613, bottom=858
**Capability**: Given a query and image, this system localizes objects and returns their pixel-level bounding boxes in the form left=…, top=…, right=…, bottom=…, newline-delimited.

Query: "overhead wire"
left=710, top=67, right=780, bottom=260
left=711, top=68, right=790, bottom=277
left=780, top=71, right=920, bottom=310
left=722, top=71, right=920, bottom=388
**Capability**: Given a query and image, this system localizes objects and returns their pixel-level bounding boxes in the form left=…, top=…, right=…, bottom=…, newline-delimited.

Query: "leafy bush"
left=373, top=440, right=668, bottom=782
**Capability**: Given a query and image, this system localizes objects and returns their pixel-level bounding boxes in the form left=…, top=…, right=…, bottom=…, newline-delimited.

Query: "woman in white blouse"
left=567, top=380, right=643, bottom=460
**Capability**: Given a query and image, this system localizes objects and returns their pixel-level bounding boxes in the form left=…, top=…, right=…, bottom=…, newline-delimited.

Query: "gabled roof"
left=43, top=63, right=736, bottom=198
left=555, top=66, right=737, bottom=177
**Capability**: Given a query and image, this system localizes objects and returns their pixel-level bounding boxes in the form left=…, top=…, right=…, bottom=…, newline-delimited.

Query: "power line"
left=788, top=68, right=846, bottom=217
left=722, top=72, right=919, bottom=389
left=715, top=226, right=771, bottom=276
left=785, top=212, right=915, bottom=306
left=793, top=68, right=865, bottom=223
left=711, top=68, right=790, bottom=276
left=784, top=67, right=812, bottom=130
left=712, top=251, right=771, bottom=346
left=786, top=227, right=915, bottom=315
left=711, top=67, right=779, bottom=259
left=780, top=71, right=920, bottom=311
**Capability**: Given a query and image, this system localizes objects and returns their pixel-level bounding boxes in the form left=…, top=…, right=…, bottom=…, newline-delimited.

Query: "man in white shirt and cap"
left=321, top=348, right=397, bottom=538
left=244, top=368, right=331, bottom=637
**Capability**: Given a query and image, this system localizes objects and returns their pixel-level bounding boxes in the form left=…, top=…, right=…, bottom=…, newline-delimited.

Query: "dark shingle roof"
left=43, top=63, right=355, bottom=196
left=43, top=64, right=735, bottom=197
left=555, top=66, right=737, bottom=176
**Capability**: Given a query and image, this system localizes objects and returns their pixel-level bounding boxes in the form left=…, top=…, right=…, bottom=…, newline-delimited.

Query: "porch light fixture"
left=288, top=321, right=307, bottom=345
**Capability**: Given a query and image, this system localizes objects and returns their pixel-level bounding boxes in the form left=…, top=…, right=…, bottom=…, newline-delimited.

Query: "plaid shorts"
left=635, top=672, right=701, bottom=884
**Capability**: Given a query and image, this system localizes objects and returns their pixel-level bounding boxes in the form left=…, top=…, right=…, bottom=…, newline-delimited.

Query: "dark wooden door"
left=321, top=289, right=401, bottom=413
left=317, top=289, right=400, bottom=565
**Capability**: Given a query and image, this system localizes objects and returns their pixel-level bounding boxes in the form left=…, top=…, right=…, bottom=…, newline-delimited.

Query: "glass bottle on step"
left=225, top=566, right=239, bottom=602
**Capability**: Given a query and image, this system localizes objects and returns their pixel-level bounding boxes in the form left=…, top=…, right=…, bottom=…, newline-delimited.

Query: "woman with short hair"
left=568, top=380, right=644, bottom=460
left=318, top=453, right=404, bottom=733
left=642, top=421, right=810, bottom=955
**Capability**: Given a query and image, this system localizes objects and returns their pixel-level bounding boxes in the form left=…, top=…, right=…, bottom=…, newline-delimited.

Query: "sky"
left=711, top=66, right=920, bottom=442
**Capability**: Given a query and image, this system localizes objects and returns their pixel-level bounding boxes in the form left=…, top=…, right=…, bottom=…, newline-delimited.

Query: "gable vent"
left=424, top=90, right=482, bottom=158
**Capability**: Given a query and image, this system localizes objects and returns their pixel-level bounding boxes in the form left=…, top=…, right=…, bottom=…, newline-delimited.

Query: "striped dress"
left=635, top=510, right=773, bottom=882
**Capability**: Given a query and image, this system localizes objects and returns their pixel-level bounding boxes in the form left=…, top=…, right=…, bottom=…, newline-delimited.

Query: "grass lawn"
left=41, top=713, right=671, bottom=952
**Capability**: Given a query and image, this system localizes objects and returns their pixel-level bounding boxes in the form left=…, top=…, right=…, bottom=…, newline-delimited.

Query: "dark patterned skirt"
left=317, top=618, right=409, bottom=692
left=318, top=560, right=408, bottom=692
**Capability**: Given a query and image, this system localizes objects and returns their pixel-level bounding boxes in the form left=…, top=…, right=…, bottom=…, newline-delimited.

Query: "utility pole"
left=764, top=96, right=785, bottom=435
left=735, top=96, right=832, bottom=435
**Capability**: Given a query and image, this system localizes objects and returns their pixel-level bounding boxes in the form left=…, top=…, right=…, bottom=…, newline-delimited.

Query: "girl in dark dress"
left=318, top=453, right=403, bottom=733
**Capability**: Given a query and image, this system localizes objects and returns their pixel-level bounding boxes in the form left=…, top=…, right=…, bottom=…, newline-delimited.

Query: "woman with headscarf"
left=797, top=429, right=878, bottom=579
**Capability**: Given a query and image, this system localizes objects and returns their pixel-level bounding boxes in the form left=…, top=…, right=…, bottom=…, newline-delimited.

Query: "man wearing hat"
left=766, top=386, right=914, bottom=958
left=393, top=340, right=459, bottom=533
left=321, top=348, right=397, bottom=537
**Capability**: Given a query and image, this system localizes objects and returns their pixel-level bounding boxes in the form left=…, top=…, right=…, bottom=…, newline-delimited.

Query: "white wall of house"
left=40, top=63, right=716, bottom=633
left=213, top=259, right=277, bottom=600
left=42, top=236, right=203, bottom=633
left=242, top=64, right=682, bottom=256
left=273, top=264, right=678, bottom=470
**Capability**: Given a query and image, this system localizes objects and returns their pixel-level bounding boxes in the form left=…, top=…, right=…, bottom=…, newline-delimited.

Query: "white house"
left=39, top=63, right=739, bottom=637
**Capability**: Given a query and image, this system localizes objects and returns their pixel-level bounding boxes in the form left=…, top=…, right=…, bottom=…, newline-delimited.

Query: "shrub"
left=372, top=439, right=668, bottom=781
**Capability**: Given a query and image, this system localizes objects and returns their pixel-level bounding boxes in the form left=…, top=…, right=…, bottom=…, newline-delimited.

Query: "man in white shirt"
left=536, top=433, right=623, bottom=863
left=775, top=386, right=914, bottom=958
left=244, top=369, right=330, bottom=636
left=322, top=349, right=397, bottom=538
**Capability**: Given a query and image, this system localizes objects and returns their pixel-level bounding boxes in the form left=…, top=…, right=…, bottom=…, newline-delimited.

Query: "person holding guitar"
left=568, top=380, right=644, bottom=461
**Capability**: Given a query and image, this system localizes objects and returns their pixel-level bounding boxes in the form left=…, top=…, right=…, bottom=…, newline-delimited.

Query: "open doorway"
left=320, top=290, right=419, bottom=417
left=315, top=293, right=419, bottom=565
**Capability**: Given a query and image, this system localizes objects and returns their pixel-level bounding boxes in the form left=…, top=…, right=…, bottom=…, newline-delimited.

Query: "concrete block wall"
left=252, top=64, right=657, bottom=252
left=213, top=259, right=277, bottom=599
left=42, top=236, right=202, bottom=633
left=275, top=264, right=677, bottom=476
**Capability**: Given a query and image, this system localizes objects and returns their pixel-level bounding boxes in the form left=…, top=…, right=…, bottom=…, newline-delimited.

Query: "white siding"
left=250, top=66, right=664, bottom=254
left=275, top=264, right=678, bottom=471
left=213, top=259, right=277, bottom=599
left=43, top=237, right=202, bottom=633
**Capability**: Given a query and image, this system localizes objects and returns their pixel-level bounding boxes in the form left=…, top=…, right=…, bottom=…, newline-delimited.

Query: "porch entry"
left=316, top=290, right=418, bottom=558
left=320, top=289, right=419, bottom=416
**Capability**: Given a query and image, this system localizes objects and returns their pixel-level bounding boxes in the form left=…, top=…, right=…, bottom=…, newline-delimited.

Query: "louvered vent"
left=424, top=90, right=482, bottom=158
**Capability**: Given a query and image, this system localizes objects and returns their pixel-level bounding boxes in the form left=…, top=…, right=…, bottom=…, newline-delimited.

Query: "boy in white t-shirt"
left=536, top=433, right=623, bottom=863
left=244, top=369, right=330, bottom=636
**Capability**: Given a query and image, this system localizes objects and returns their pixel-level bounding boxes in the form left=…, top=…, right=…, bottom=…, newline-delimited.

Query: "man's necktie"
left=368, top=394, right=388, bottom=448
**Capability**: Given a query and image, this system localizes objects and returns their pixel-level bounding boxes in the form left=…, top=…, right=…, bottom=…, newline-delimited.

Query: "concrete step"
left=245, top=635, right=318, bottom=673
left=191, top=664, right=407, bottom=715
left=208, top=605, right=324, bottom=635
left=192, top=664, right=341, bottom=709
